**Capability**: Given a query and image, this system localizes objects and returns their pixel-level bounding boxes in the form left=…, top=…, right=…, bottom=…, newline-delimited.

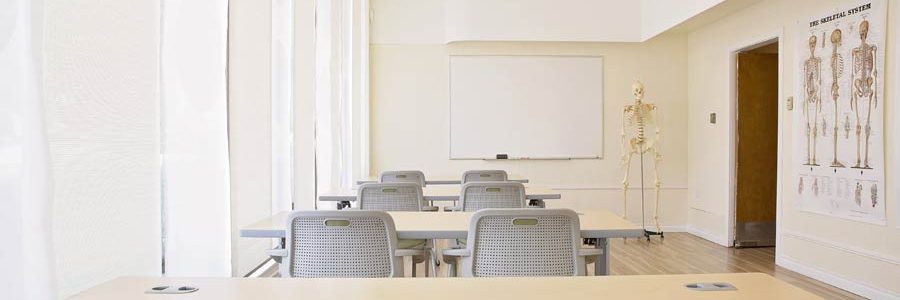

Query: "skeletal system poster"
left=794, top=0, right=886, bottom=224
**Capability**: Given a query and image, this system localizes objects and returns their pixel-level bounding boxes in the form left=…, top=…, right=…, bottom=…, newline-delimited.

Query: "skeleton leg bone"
left=621, top=151, right=634, bottom=219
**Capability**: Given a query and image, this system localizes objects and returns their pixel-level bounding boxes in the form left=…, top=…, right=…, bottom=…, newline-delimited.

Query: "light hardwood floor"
left=265, top=233, right=864, bottom=299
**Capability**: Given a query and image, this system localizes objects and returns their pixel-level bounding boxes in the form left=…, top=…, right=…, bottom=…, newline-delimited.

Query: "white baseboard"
left=777, top=255, right=899, bottom=300
left=686, top=226, right=729, bottom=246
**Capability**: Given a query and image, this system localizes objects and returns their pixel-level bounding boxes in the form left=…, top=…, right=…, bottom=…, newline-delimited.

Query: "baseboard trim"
left=782, top=230, right=900, bottom=266
left=686, top=226, right=729, bottom=246
left=777, top=255, right=899, bottom=299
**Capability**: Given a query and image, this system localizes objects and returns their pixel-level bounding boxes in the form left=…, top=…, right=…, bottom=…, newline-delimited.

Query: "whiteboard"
left=449, top=55, right=604, bottom=159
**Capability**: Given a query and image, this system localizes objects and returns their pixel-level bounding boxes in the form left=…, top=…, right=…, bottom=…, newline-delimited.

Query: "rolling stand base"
left=643, top=230, right=664, bottom=241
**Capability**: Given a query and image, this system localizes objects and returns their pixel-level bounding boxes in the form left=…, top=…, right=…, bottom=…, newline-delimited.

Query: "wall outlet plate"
left=787, top=96, right=794, bottom=110
left=709, top=113, right=717, bottom=124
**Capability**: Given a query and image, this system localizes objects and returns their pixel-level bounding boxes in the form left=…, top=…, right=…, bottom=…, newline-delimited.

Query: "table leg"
left=593, top=238, right=609, bottom=276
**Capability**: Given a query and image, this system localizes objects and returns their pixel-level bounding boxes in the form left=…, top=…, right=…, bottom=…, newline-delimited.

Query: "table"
left=70, top=273, right=823, bottom=300
left=356, top=178, right=530, bottom=185
left=240, top=210, right=642, bottom=275
left=319, top=185, right=561, bottom=209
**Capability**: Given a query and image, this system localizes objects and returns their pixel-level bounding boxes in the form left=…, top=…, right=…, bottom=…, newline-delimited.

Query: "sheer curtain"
left=315, top=0, right=369, bottom=205
left=0, top=0, right=56, bottom=298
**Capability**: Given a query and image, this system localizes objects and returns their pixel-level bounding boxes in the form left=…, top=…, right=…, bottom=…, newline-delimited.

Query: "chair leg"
left=411, top=256, right=417, bottom=278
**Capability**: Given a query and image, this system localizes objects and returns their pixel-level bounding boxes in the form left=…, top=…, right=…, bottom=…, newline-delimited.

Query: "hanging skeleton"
left=803, top=35, right=823, bottom=166
left=621, top=82, right=662, bottom=234
left=850, top=20, right=877, bottom=169
left=829, top=29, right=845, bottom=167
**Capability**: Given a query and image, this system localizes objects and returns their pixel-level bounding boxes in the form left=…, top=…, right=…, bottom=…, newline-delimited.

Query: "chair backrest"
left=357, top=182, right=423, bottom=211
left=460, top=182, right=526, bottom=212
left=462, top=170, right=508, bottom=183
left=458, top=209, right=584, bottom=277
left=282, top=210, right=403, bottom=278
left=379, top=170, right=427, bottom=187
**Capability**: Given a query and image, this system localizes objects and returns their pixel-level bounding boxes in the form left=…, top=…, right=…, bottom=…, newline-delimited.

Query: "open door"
left=735, top=43, right=779, bottom=248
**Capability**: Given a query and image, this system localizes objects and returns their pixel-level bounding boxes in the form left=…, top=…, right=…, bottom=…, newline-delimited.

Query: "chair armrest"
left=421, top=206, right=439, bottom=212
left=395, top=249, right=426, bottom=257
left=443, top=206, right=462, bottom=212
left=442, top=248, right=471, bottom=258
left=577, top=248, right=603, bottom=257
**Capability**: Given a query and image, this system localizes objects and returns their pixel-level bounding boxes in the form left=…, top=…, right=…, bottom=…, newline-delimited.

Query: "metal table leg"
left=594, top=238, right=609, bottom=276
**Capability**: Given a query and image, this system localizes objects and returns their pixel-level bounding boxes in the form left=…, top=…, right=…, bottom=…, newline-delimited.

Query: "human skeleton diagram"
left=829, top=29, right=845, bottom=167
left=621, top=82, right=662, bottom=233
left=803, top=35, right=823, bottom=166
left=850, top=20, right=877, bottom=169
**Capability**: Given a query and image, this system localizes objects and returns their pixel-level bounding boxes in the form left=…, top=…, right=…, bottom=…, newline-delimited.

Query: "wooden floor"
left=606, top=233, right=863, bottom=299
left=265, top=233, right=864, bottom=299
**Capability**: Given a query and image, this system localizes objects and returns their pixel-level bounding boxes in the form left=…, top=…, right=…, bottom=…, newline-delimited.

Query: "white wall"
left=444, top=0, right=642, bottom=43
left=370, top=0, right=691, bottom=229
left=43, top=0, right=162, bottom=297
left=686, top=0, right=900, bottom=297
left=227, top=0, right=273, bottom=276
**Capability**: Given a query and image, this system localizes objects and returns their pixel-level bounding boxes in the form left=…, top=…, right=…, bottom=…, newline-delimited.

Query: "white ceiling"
left=443, top=0, right=738, bottom=43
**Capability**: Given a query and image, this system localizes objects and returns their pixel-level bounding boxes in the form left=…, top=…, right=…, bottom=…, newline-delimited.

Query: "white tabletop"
left=356, top=178, right=530, bottom=185
left=318, top=185, right=561, bottom=202
left=70, top=273, right=822, bottom=300
left=240, top=210, right=643, bottom=239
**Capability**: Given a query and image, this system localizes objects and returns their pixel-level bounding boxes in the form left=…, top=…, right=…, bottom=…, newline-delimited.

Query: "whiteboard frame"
left=447, top=54, right=605, bottom=160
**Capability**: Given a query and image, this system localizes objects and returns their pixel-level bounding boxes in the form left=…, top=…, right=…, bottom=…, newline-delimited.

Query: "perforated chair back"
left=281, top=210, right=403, bottom=278
left=357, top=183, right=424, bottom=212
left=462, top=170, right=508, bottom=183
left=459, top=182, right=526, bottom=212
left=458, top=209, right=584, bottom=277
left=379, top=170, right=427, bottom=187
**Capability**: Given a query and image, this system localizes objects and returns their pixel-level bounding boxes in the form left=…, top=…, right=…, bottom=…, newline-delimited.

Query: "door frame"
left=727, top=30, right=784, bottom=250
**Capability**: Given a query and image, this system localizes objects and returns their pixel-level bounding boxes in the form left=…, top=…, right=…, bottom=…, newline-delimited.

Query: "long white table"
left=356, top=178, right=530, bottom=185
left=70, top=273, right=823, bottom=300
left=240, top=210, right=642, bottom=275
left=319, top=185, right=561, bottom=202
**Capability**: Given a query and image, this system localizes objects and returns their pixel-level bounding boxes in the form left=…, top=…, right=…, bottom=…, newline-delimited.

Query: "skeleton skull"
left=632, top=82, right=644, bottom=100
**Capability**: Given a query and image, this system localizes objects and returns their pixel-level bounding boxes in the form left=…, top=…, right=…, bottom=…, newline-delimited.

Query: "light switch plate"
left=709, top=113, right=717, bottom=124
left=787, top=96, right=794, bottom=110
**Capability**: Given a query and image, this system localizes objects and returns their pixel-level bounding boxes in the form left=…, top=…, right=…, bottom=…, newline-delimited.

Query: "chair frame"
left=378, top=170, right=427, bottom=187
left=461, top=170, right=509, bottom=183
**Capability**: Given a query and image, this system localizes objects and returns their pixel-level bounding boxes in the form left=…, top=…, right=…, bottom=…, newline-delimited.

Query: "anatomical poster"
left=793, top=0, right=886, bottom=224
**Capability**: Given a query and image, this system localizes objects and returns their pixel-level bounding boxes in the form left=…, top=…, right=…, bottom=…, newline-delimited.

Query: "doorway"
left=734, top=40, right=779, bottom=248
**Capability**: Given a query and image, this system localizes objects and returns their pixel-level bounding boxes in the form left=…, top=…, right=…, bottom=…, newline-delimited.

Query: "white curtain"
left=160, top=0, right=232, bottom=276
left=0, top=0, right=56, bottom=298
left=315, top=0, right=369, bottom=203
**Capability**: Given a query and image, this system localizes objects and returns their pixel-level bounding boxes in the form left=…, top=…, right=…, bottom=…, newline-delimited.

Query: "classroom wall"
left=686, top=0, right=900, bottom=297
left=42, top=0, right=162, bottom=297
left=369, top=0, right=691, bottom=229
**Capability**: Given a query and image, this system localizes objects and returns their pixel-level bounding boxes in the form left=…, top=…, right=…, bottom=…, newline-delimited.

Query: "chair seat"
left=398, top=239, right=427, bottom=249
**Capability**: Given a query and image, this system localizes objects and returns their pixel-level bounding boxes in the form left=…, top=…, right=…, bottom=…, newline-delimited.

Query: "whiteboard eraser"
left=496, top=154, right=509, bottom=159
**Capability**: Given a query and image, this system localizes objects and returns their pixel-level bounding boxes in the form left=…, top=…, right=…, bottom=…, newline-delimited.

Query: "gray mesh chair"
left=379, top=170, right=427, bottom=187
left=356, top=182, right=436, bottom=276
left=442, top=209, right=601, bottom=277
left=357, top=183, right=437, bottom=212
left=267, top=210, right=421, bottom=278
left=461, top=170, right=508, bottom=183
left=446, top=182, right=527, bottom=212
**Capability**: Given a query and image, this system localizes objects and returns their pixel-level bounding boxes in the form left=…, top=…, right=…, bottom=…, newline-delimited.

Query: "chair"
left=442, top=209, right=601, bottom=277
left=461, top=170, right=508, bottom=183
left=446, top=181, right=527, bottom=212
left=379, top=170, right=427, bottom=187
left=356, top=183, right=437, bottom=276
left=267, top=210, right=419, bottom=278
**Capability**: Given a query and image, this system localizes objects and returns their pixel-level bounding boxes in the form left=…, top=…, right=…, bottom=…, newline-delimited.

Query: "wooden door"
left=735, top=52, right=779, bottom=247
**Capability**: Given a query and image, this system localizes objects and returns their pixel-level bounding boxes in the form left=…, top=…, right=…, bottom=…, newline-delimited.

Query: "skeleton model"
left=850, top=20, right=877, bottom=169
left=803, top=35, right=823, bottom=166
left=621, top=82, right=662, bottom=236
left=829, top=29, right=845, bottom=167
